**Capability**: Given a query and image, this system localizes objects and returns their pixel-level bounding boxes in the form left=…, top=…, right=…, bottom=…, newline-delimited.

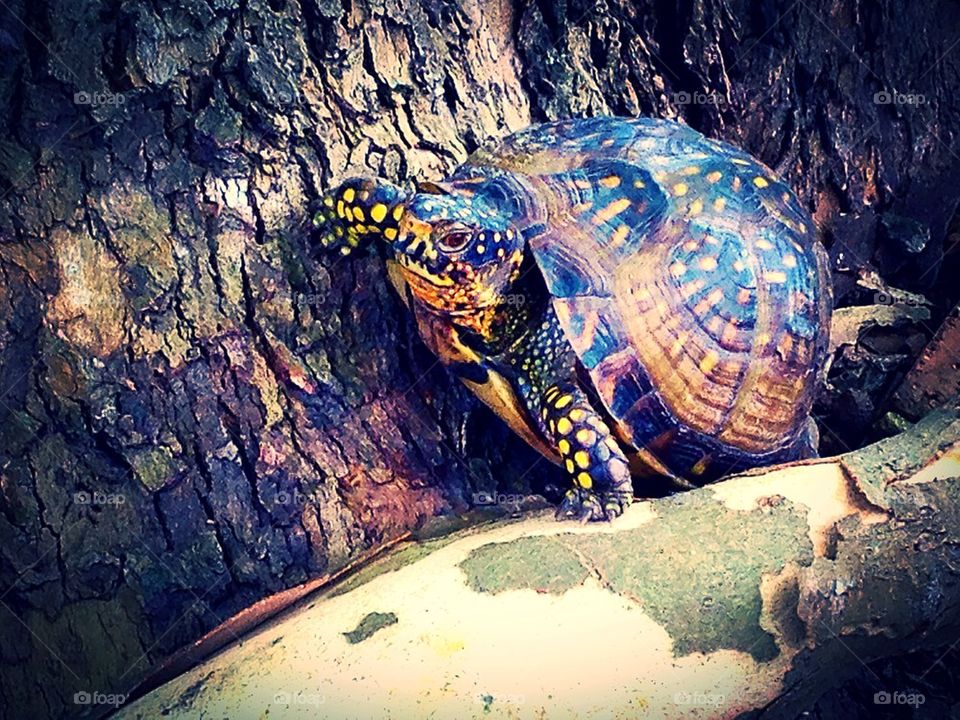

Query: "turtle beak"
left=392, top=216, right=446, bottom=278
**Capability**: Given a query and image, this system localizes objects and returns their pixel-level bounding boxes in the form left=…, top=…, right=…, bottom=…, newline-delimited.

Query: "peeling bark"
left=0, top=0, right=959, bottom=718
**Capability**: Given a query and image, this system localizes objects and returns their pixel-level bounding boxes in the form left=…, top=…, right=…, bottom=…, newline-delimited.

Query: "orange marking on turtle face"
left=733, top=259, right=746, bottom=273
left=713, top=197, right=726, bottom=212
left=593, top=197, right=631, bottom=224
left=574, top=179, right=592, bottom=189
left=683, top=240, right=699, bottom=251
left=753, top=176, right=770, bottom=188
left=731, top=158, right=751, bottom=166
left=681, top=165, right=700, bottom=175
left=756, top=239, right=774, bottom=250
left=706, top=171, right=722, bottom=183
left=707, top=315, right=724, bottom=334
left=688, top=198, right=704, bottom=216
left=573, top=201, right=594, bottom=214
left=799, top=223, right=808, bottom=234
left=601, top=138, right=616, bottom=147
left=764, top=271, right=788, bottom=283
left=691, top=456, right=710, bottom=475
left=705, top=235, right=721, bottom=246
left=633, top=179, right=646, bottom=188
left=732, top=176, right=742, bottom=192
left=736, top=288, right=752, bottom=304
left=783, top=253, right=797, bottom=268
left=651, top=155, right=670, bottom=165
left=672, top=182, right=689, bottom=196
left=670, top=261, right=687, bottom=277
left=599, top=175, right=621, bottom=188
left=698, top=256, right=718, bottom=271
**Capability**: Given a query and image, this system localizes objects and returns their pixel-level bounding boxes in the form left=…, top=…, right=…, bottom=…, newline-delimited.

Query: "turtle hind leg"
left=538, top=382, right=634, bottom=522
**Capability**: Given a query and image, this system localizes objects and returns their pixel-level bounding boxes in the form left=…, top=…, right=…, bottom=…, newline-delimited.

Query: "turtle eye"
left=437, top=228, right=473, bottom=253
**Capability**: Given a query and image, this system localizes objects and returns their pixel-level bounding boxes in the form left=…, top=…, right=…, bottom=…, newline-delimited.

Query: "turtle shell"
left=449, top=117, right=832, bottom=482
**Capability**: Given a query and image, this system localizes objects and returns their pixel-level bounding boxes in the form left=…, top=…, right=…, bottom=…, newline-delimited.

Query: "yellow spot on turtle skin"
left=323, top=196, right=334, bottom=208
left=569, top=408, right=586, bottom=422
left=392, top=206, right=404, bottom=221
left=670, top=262, right=687, bottom=277
left=593, top=197, right=631, bottom=224
left=370, top=203, right=388, bottom=223
left=732, top=176, right=742, bottom=192
left=555, top=394, right=573, bottom=409
left=546, top=386, right=561, bottom=400
left=672, top=182, right=689, bottom=197
left=384, top=227, right=398, bottom=241
left=344, top=206, right=355, bottom=222
left=764, top=270, right=788, bottom=283
left=476, top=244, right=486, bottom=254
left=558, top=439, right=571, bottom=456
left=756, top=332, right=771, bottom=347
left=342, top=187, right=356, bottom=203
left=699, top=350, right=720, bottom=375
left=731, top=158, right=751, bottom=166
left=737, top=288, right=752, bottom=304
left=756, top=239, right=774, bottom=250
left=783, top=253, right=797, bottom=268
left=669, top=333, right=686, bottom=357
left=681, top=165, right=700, bottom=176
left=574, top=179, right=592, bottom=190
left=706, top=170, right=722, bottom=183
left=565, top=460, right=576, bottom=473
left=691, top=457, right=710, bottom=475
left=577, top=472, right=593, bottom=489
left=600, top=175, right=621, bottom=188
left=753, top=176, right=770, bottom=188
left=707, top=315, right=724, bottom=334
left=605, top=436, right=619, bottom=451
left=733, top=259, right=745, bottom=273
left=633, top=179, right=646, bottom=188
left=574, top=450, right=590, bottom=469
left=576, top=428, right=597, bottom=446
left=336, top=199, right=345, bottom=217
left=557, top=417, right=573, bottom=435
left=688, top=198, right=704, bottom=216
left=683, top=240, right=699, bottom=251
left=713, top=197, right=726, bottom=212
left=334, top=226, right=344, bottom=237
left=799, top=223, right=808, bottom=234
left=353, top=206, right=365, bottom=221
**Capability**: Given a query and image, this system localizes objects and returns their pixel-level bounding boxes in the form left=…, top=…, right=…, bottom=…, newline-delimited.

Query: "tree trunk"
left=0, top=0, right=958, bottom=718
left=113, top=404, right=960, bottom=720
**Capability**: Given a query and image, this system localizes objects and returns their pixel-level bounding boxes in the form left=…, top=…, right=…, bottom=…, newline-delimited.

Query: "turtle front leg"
left=534, top=381, right=634, bottom=522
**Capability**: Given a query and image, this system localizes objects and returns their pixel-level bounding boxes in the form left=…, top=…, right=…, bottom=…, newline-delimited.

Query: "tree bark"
left=0, top=0, right=958, bottom=718
left=112, top=403, right=960, bottom=720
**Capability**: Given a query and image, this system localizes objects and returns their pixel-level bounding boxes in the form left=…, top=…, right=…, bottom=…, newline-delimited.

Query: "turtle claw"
left=556, top=486, right=633, bottom=523
left=556, top=488, right=607, bottom=523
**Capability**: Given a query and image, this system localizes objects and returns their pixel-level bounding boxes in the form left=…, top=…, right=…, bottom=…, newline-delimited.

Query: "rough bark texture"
left=110, top=405, right=960, bottom=720
left=0, top=0, right=958, bottom=718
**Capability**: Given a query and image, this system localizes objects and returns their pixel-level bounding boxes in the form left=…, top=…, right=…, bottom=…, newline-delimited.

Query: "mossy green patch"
left=343, top=611, right=398, bottom=644
left=568, top=492, right=814, bottom=662
left=458, top=536, right=590, bottom=595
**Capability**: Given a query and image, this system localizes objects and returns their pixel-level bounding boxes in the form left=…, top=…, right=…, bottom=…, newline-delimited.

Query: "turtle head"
left=313, top=177, right=525, bottom=315
left=312, top=177, right=409, bottom=256
left=390, top=181, right=525, bottom=315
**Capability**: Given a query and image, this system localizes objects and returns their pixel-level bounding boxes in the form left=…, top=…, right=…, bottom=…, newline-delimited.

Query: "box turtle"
left=312, top=116, right=832, bottom=522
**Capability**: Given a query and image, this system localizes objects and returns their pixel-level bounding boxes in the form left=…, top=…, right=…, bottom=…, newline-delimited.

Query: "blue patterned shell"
left=449, top=117, right=832, bottom=482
